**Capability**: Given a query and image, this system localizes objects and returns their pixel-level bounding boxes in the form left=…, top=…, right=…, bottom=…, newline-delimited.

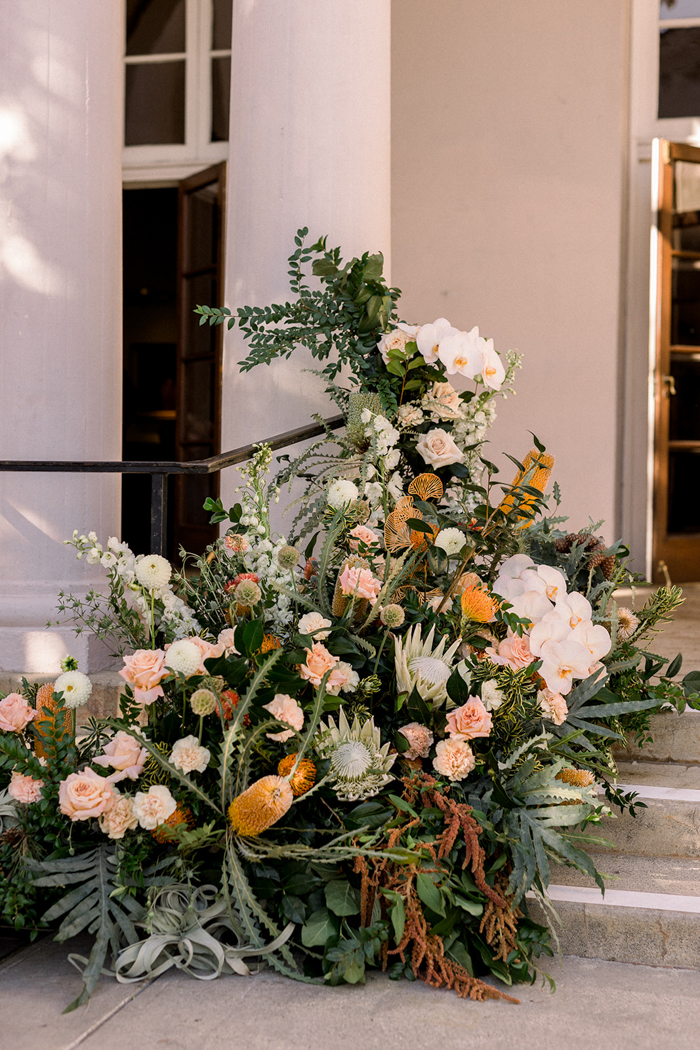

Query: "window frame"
left=123, top=0, right=230, bottom=184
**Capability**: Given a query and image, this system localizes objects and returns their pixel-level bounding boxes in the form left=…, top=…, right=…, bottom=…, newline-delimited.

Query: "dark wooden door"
left=653, top=140, right=700, bottom=582
left=174, top=162, right=226, bottom=557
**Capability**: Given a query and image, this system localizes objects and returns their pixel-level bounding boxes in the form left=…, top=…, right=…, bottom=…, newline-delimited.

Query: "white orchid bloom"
left=554, top=592, right=592, bottom=631
left=570, top=620, right=612, bottom=663
left=493, top=554, right=535, bottom=600
left=528, top=615, right=571, bottom=657
left=479, top=339, right=505, bottom=390
left=539, top=638, right=593, bottom=695
left=437, top=327, right=484, bottom=379
left=508, top=589, right=554, bottom=626
left=416, top=317, right=459, bottom=364
left=520, top=565, right=568, bottom=605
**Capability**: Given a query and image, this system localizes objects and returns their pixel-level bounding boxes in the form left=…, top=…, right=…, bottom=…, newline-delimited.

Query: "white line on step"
left=542, top=885, right=700, bottom=913
left=618, top=783, right=700, bottom=803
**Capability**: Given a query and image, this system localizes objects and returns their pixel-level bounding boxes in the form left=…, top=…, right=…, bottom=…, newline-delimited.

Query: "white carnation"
left=54, top=670, right=92, bottom=710
left=135, top=554, right=171, bottom=591
left=165, top=639, right=202, bottom=677
left=480, top=679, right=505, bottom=711
left=170, top=735, right=211, bottom=774
left=132, top=785, right=177, bottom=830
left=434, top=527, right=466, bottom=556
left=327, top=479, right=359, bottom=509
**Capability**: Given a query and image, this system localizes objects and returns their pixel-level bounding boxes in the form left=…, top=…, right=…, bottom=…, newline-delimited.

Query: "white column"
left=220, top=0, right=391, bottom=509
left=0, top=1, right=123, bottom=673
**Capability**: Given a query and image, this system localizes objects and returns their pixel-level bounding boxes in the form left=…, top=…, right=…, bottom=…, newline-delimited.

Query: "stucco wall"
left=392, top=0, right=631, bottom=550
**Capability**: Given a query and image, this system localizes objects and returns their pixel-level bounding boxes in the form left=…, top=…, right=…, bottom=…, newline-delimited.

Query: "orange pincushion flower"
left=228, top=775, right=293, bottom=836
left=151, top=803, right=195, bottom=844
left=33, top=682, right=72, bottom=760
left=261, top=634, right=281, bottom=653
left=498, top=448, right=555, bottom=527
left=277, top=753, right=316, bottom=796
left=460, top=585, right=498, bottom=623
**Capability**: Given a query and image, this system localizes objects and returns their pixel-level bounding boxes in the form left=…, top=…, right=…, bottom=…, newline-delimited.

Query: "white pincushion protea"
left=394, top=624, right=462, bottom=706
left=314, top=708, right=396, bottom=802
left=135, top=554, right=171, bottom=590
left=54, top=670, right=92, bottom=710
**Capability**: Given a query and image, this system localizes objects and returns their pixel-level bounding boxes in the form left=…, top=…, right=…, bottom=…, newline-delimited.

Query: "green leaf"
left=404, top=518, right=434, bottom=535
left=666, top=652, right=683, bottom=678
left=301, top=907, right=339, bottom=947
left=324, top=879, right=361, bottom=917
left=416, top=873, right=444, bottom=916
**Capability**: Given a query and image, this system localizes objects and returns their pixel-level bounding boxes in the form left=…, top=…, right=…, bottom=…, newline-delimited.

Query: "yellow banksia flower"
left=499, top=448, right=555, bottom=527
left=151, top=803, right=195, bottom=844
left=33, top=682, right=72, bottom=760
left=278, top=753, right=316, bottom=796
left=556, top=768, right=595, bottom=788
left=261, top=634, right=282, bottom=653
left=460, top=585, right=498, bottom=623
left=228, top=775, right=294, bottom=836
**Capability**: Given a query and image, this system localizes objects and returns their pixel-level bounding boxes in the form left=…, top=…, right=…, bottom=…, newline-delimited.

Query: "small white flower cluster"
left=237, top=532, right=298, bottom=631
left=361, top=410, right=401, bottom=470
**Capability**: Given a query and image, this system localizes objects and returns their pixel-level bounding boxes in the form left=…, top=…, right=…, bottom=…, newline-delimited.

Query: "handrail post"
left=150, top=474, right=168, bottom=556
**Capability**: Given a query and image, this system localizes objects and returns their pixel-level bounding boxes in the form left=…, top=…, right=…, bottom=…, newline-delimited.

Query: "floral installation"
left=1, top=232, right=699, bottom=1013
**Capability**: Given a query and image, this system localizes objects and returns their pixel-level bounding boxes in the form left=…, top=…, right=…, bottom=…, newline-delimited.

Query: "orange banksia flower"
left=556, top=768, right=595, bottom=788
left=151, top=803, right=195, bottom=844
left=460, top=585, right=498, bottom=623
left=278, top=753, right=316, bottom=796
left=33, top=682, right=72, bottom=760
left=228, top=775, right=294, bottom=836
left=408, top=473, right=444, bottom=502
left=498, top=448, right=555, bottom=526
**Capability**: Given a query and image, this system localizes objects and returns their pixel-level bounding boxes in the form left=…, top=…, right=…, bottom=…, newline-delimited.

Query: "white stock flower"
left=170, top=735, right=211, bottom=774
left=132, top=785, right=177, bottom=830
left=135, top=554, right=171, bottom=591
left=387, top=472, right=404, bottom=501
left=165, top=639, right=202, bottom=677
left=434, top=527, right=466, bottom=556
left=327, top=479, right=359, bottom=509
left=416, top=317, right=459, bottom=364
left=54, top=671, right=92, bottom=710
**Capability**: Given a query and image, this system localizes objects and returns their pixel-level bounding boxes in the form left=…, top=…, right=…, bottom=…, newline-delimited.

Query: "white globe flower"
left=165, top=639, right=202, bottom=677
left=434, top=527, right=466, bottom=556
left=327, top=478, right=359, bottom=509
left=135, top=554, right=171, bottom=591
left=54, top=670, right=92, bottom=710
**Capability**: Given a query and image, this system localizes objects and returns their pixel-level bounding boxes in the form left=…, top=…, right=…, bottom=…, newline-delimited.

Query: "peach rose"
left=424, top=382, right=464, bottom=421
left=298, top=643, right=339, bottom=688
left=0, top=693, right=36, bottom=733
left=398, top=722, right=434, bottom=759
left=326, top=661, right=360, bottom=697
left=432, top=738, right=476, bottom=781
left=338, top=564, right=382, bottom=605
left=9, top=769, right=44, bottom=803
left=446, top=697, right=493, bottom=741
left=453, top=572, right=482, bottom=596
left=217, top=628, right=239, bottom=654
left=263, top=694, right=304, bottom=742
left=486, top=631, right=534, bottom=671
left=297, top=612, right=332, bottom=640
left=348, top=525, right=380, bottom=553
left=119, top=649, right=167, bottom=705
left=184, top=636, right=225, bottom=674
left=59, top=768, right=115, bottom=821
left=539, top=688, right=568, bottom=726
left=93, top=730, right=148, bottom=782
left=99, top=793, right=138, bottom=839
left=415, top=428, right=463, bottom=469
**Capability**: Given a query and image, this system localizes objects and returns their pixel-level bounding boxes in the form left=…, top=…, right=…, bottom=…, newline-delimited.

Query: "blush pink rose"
left=93, top=730, right=148, bottom=782
left=263, top=694, right=305, bottom=742
left=338, top=565, right=382, bottom=605
left=415, top=428, right=463, bottom=469
left=119, top=649, right=168, bottom=705
left=59, top=768, right=116, bottom=821
left=486, top=631, right=533, bottom=671
left=0, top=693, right=36, bottom=733
left=299, top=643, right=339, bottom=688
left=446, top=697, right=493, bottom=741
left=9, top=769, right=44, bottom=803
left=348, top=525, right=380, bottom=552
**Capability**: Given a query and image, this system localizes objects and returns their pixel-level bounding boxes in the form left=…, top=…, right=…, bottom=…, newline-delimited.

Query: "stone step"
left=528, top=853, right=700, bottom=969
left=0, top=671, right=123, bottom=720
left=613, top=707, right=700, bottom=765
left=597, top=765, right=700, bottom=857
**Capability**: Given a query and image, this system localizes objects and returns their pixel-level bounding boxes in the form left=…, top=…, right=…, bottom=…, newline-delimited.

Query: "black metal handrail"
left=0, top=415, right=345, bottom=555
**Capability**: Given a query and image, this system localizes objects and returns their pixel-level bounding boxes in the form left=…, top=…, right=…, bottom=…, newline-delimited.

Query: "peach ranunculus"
left=485, top=631, right=534, bottom=671
left=415, top=428, right=463, bottom=469
left=298, top=643, right=339, bottom=688
left=59, top=768, right=116, bottom=821
left=9, top=769, right=44, bottom=803
left=119, top=649, right=168, bottom=705
left=93, top=730, right=148, bottom=782
left=539, top=688, right=568, bottom=726
left=338, top=564, right=382, bottom=605
left=446, top=697, right=493, bottom=741
left=0, top=693, right=36, bottom=733
left=99, top=793, right=138, bottom=839
left=398, top=722, right=434, bottom=759
left=326, top=661, right=361, bottom=696
left=432, top=738, right=476, bottom=781
left=263, top=694, right=305, bottom=742
left=348, top=525, right=381, bottom=553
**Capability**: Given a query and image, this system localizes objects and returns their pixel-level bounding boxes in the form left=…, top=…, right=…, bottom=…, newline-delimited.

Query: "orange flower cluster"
left=278, top=753, right=316, bottom=796
left=498, top=447, right=555, bottom=527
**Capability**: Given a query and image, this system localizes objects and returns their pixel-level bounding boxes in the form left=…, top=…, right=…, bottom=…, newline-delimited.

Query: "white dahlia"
left=314, top=708, right=396, bottom=802
left=394, top=624, right=462, bottom=706
left=327, top=478, right=359, bottom=509
left=54, top=670, right=92, bottom=710
left=165, top=639, right=202, bottom=677
left=135, top=554, right=171, bottom=591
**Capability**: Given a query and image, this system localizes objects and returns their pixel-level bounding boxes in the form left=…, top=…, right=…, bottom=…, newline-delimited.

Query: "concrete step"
left=528, top=853, right=700, bottom=969
left=613, top=707, right=700, bottom=765
left=598, top=764, right=700, bottom=857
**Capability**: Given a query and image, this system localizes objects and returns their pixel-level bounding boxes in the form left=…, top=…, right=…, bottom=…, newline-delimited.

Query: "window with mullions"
left=659, top=1, right=700, bottom=117
left=124, top=0, right=231, bottom=164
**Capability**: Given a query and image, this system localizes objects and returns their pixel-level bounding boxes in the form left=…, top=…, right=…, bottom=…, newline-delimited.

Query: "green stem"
left=198, top=715, right=203, bottom=744
left=150, top=591, right=156, bottom=649
left=373, top=630, right=390, bottom=675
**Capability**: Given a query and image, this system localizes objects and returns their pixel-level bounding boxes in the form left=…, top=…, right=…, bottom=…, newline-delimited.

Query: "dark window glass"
left=671, top=257, right=700, bottom=344
left=184, top=185, right=218, bottom=272
left=661, top=1, right=700, bottom=17
left=659, top=28, right=700, bottom=118
left=127, top=0, right=185, bottom=56
left=125, top=62, right=185, bottom=145
left=670, top=352, right=700, bottom=439
left=668, top=450, right=700, bottom=531
left=212, top=0, right=233, bottom=49
left=211, top=57, right=231, bottom=142
left=183, top=275, right=217, bottom=357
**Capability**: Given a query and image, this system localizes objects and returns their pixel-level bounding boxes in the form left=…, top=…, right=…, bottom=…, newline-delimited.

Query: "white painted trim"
left=618, top=782, right=700, bottom=802
left=659, top=17, right=700, bottom=27
left=542, top=884, right=700, bottom=912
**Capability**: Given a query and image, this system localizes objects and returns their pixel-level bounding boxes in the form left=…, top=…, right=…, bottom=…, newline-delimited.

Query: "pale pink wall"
left=392, top=0, right=630, bottom=548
